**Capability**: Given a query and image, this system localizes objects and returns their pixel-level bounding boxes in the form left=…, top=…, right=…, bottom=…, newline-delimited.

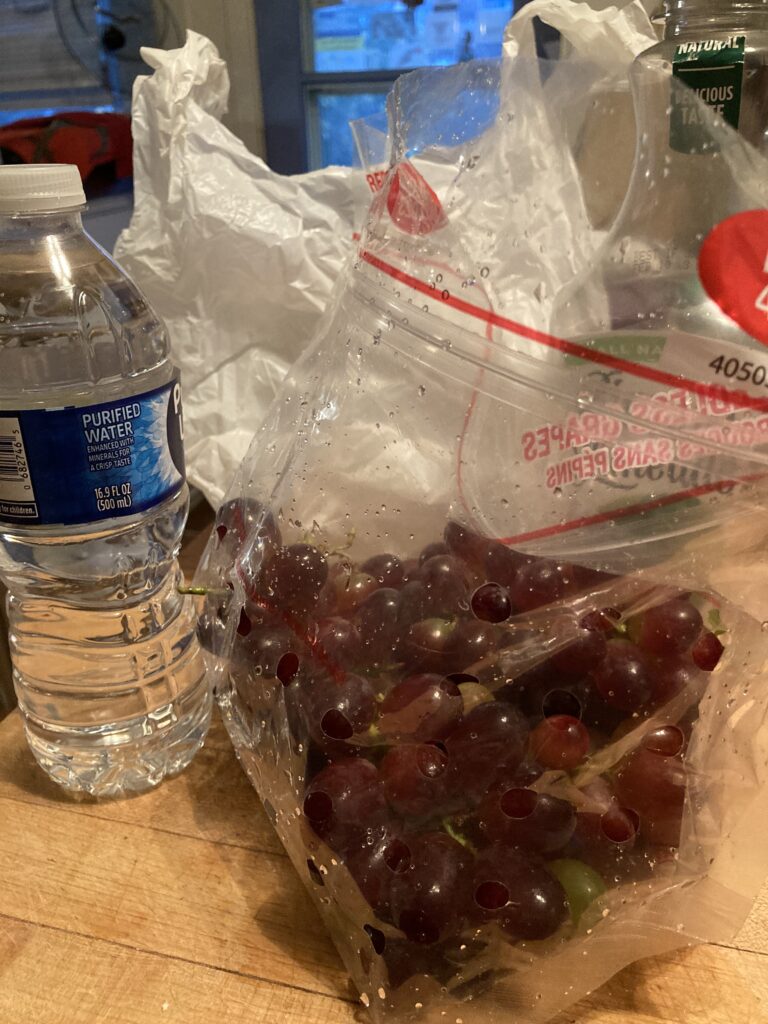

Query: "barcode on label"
left=0, top=417, right=37, bottom=514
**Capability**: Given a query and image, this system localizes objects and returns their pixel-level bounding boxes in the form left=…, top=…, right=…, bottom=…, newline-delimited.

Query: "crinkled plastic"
left=503, top=0, right=658, bottom=230
left=114, top=32, right=372, bottom=507
left=113, top=5, right=655, bottom=507
left=197, top=26, right=768, bottom=1024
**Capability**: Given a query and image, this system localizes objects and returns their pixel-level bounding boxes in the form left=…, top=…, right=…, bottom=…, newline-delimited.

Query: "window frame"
left=254, top=0, right=408, bottom=173
left=254, top=0, right=535, bottom=173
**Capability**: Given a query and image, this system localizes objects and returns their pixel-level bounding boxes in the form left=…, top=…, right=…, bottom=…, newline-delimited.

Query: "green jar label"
left=670, top=35, right=745, bottom=153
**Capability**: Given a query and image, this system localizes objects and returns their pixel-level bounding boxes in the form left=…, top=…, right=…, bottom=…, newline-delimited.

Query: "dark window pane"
left=308, top=0, right=514, bottom=73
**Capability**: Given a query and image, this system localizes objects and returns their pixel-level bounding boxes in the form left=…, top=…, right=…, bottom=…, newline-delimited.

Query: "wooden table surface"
left=2, top=708, right=768, bottom=1024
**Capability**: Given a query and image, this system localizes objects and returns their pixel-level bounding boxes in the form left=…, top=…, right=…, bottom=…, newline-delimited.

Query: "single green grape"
left=547, top=859, right=606, bottom=924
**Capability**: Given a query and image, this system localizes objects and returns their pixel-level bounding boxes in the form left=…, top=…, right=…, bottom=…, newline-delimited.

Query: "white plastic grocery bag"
left=115, top=3, right=656, bottom=506
left=114, top=32, right=371, bottom=507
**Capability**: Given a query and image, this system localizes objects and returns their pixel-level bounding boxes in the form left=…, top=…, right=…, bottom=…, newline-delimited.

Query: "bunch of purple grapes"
left=214, top=500, right=725, bottom=987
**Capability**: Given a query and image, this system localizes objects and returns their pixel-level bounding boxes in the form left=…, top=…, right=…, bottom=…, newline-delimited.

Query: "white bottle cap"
left=0, top=164, right=86, bottom=214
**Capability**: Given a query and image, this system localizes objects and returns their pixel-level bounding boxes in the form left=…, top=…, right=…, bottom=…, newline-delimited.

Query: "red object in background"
left=699, top=209, right=768, bottom=348
left=0, top=112, right=132, bottom=189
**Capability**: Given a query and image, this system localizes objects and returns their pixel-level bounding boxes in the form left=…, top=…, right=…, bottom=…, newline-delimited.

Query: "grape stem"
left=441, top=817, right=477, bottom=854
left=178, top=584, right=230, bottom=596
left=304, top=525, right=357, bottom=559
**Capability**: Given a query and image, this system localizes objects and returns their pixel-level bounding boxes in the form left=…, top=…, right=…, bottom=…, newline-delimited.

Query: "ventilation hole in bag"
left=542, top=689, right=582, bottom=720
left=321, top=708, right=354, bottom=740
left=499, top=788, right=538, bottom=820
left=277, top=652, right=300, bottom=685
left=445, top=672, right=479, bottom=685
left=304, top=790, right=332, bottom=823
left=474, top=881, right=509, bottom=911
left=601, top=807, right=640, bottom=844
left=383, top=839, right=411, bottom=873
left=307, top=859, right=325, bottom=886
left=365, top=923, right=387, bottom=955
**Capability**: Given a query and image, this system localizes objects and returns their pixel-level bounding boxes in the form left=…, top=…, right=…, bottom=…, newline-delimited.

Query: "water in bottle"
left=0, top=164, right=211, bottom=797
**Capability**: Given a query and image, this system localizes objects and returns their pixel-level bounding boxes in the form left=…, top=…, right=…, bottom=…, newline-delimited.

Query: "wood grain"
left=0, top=918, right=355, bottom=1024
left=2, top=709, right=768, bottom=1024
left=0, top=795, right=347, bottom=999
left=0, top=711, right=281, bottom=855
left=551, top=945, right=768, bottom=1024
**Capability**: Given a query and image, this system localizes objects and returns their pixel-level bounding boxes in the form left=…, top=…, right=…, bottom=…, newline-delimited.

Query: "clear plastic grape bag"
left=196, top=46, right=768, bottom=1024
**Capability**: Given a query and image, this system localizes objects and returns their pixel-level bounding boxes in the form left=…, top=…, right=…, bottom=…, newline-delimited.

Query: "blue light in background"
left=316, top=90, right=389, bottom=166
left=312, top=0, right=513, bottom=166
left=311, top=0, right=514, bottom=73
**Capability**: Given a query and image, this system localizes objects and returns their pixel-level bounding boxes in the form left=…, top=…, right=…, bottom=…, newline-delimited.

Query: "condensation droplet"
left=360, top=994, right=370, bottom=1007
left=418, top=385, right=426, bottom=397
left=377, top=987, right=386, bottom=1000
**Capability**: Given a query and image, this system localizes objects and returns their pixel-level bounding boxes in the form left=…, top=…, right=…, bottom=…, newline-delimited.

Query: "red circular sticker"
left=699, top=209, right=768, bottom=347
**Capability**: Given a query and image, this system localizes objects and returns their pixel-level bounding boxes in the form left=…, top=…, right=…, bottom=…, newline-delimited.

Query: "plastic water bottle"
left=0, top=164, right=211, bottom=797
left=641, top=0, right=768, bottom=157
left=549, top=23, right=768, bottom=573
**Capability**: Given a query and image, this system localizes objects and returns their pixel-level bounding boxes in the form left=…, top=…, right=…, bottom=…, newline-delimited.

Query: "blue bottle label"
left=0, top=376, right=185, bottom=526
